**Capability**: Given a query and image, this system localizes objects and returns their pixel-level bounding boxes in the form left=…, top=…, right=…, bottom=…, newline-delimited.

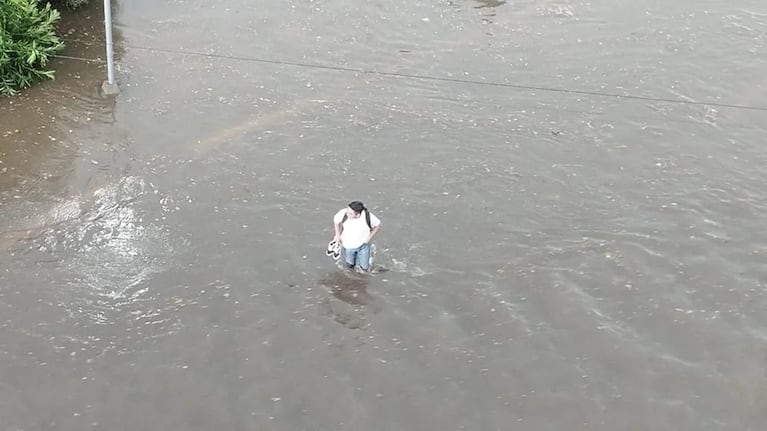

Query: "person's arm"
left=332, top=209, right=344, bottom=242
left=333, top=222, right=342, bottom=242
left=366, top=224, right=381, bottom=244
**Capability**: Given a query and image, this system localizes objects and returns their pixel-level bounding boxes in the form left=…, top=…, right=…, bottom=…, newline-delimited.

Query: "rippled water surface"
left=2, top=1, right=767, bottom=430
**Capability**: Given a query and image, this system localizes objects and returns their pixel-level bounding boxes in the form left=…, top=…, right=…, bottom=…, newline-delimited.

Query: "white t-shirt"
left=333, top=208, right=381, bottom=249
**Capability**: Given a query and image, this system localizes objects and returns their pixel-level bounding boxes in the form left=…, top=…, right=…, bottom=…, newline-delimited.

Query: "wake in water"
left=326, top=242, right=390, bottom=274
left=324, top=239, right=439, bottom=279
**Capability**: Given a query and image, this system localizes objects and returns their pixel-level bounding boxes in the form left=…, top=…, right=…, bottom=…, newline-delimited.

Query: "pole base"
left=100, top=80, right=120, bottom=97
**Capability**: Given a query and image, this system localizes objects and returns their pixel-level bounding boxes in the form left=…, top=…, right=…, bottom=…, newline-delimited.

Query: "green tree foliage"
left=1, top=0, right=65, bottom=95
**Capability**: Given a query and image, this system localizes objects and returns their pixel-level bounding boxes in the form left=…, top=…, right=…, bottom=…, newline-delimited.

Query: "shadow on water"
left=474, top=0, right=506, bottom=27
left=317, top=270, right=381, bottom=330
left=473, top=0, right=507, bottom=8
left=320, top=270, right=373, bottom=307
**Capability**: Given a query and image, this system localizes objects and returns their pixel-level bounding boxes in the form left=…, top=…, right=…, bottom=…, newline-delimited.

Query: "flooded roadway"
left=2, top=0, right=767, bottom=430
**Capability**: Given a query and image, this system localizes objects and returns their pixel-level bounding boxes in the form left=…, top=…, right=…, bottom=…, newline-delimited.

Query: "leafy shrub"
left=0, top=0, right=64, bottom=95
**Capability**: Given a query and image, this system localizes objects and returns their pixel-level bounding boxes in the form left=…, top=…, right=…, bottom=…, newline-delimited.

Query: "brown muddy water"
left=2, top=1, right=767, bottom=430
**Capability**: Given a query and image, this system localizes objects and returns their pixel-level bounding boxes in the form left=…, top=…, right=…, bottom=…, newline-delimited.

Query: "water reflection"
left=25, top=176, right=180, bottom=324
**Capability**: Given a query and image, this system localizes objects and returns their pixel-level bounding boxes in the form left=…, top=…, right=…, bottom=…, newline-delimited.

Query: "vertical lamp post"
left=101, top=0, right=119, bottom=95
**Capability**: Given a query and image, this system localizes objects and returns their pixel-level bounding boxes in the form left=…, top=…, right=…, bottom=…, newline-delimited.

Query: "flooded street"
left=2, top=0, right=767, bottom=429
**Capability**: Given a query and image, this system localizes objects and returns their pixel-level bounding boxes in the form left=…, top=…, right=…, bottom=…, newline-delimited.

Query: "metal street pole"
left=101, top=0, right=119, bottom=95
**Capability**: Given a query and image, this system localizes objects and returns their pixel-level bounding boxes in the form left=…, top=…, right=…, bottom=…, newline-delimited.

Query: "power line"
left=123, top=44, right=767, bottom=113
left=31, top=36, right=767, bottom=113
left=43, top=50, right=728, bottom=128
left=0, top=52, right=745, bottom=131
